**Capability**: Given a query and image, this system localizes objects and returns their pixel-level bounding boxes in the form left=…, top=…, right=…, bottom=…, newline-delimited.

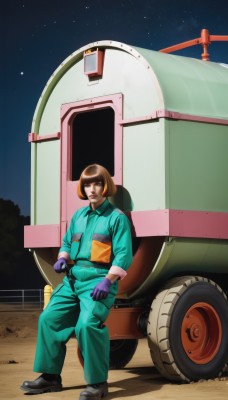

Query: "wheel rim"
left=181, top=302, right=222, bottom=364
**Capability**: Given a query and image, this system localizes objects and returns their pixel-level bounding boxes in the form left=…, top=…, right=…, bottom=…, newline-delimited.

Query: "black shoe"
left=79, top=382, right=108, bottom=400
left=20, top=373, right=62, bottom=394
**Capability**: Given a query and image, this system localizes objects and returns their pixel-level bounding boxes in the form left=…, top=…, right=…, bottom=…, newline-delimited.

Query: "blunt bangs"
left=77, top=164, right=117, bottom=199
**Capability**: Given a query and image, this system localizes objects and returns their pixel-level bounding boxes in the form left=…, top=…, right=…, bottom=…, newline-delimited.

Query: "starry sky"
left=1, top=0, right=228, bottom=216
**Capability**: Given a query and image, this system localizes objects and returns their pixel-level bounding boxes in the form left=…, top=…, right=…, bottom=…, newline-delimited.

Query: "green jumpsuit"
left=33, top=199, right=132, bottom=384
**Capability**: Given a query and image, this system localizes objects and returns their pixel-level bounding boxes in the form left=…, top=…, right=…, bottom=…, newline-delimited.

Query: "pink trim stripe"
left=169, top=210, right=228, bottom=239
left=24, top=224, right=61, bottom=248
left=128, top=209, right=169, bottom=236
left=28, top=132, right=60, bottom=143
left=129, top=209, right=228, bottom=239
left=24, top=209, right=228, bottom=249
left=120, top=110, right=228, bottom=126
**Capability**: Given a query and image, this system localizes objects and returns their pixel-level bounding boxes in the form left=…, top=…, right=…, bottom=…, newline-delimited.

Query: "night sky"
left=1, top=0, right=228, bottom=216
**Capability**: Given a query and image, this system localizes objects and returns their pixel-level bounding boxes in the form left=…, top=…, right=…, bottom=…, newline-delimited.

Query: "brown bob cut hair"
left=77, top=164, right=117, bottom=200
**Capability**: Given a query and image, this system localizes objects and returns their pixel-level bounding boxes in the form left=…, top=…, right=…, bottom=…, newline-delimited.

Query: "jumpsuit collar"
left=86, top=198, right=109, bottom=216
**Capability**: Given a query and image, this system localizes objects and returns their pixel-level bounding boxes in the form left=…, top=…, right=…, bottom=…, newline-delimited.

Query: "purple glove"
left=91, top=278, right=111, bottom=301
left=54, top=257, right=67, bottom=273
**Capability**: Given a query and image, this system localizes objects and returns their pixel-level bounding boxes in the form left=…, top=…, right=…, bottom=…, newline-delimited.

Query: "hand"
left=91, top=278, right=111, bottom=301
left=53, top=257, right=67, bottom=273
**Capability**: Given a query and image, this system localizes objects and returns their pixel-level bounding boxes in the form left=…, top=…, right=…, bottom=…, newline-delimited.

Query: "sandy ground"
left=0, top=309, right=228, bottom=400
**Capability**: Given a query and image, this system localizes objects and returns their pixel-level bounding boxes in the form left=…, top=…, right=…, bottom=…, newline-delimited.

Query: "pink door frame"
left=60, top=93, right=123, bottom=238
left=24, top=101, right=228, bottom=249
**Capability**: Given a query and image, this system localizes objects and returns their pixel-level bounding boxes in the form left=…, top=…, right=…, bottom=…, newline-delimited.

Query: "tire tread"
left=147, top=275, right=228, bottom=382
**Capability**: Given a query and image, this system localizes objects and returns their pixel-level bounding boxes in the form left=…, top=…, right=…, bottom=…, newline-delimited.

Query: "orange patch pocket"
left=91, top=240, right=112, bottom=264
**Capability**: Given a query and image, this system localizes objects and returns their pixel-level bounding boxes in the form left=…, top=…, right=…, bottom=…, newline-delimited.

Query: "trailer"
left=25, top=31, right=228, bottom=382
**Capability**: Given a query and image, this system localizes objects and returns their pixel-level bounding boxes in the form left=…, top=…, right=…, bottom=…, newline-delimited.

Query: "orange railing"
left=160, top=29, right=228, bottom=61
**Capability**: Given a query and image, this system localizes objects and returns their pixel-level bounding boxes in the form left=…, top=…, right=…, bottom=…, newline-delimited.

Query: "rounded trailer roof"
left=33, top=40, right=228, bottom=131
left=134, top=44, right=228, bottom=120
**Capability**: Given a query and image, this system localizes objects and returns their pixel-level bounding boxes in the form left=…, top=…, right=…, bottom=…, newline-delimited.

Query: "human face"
left=84, top=181, right=105, bottom=210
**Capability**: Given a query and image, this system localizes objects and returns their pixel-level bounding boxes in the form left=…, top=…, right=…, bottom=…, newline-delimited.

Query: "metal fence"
left=0, top=289, right=44, bottom=311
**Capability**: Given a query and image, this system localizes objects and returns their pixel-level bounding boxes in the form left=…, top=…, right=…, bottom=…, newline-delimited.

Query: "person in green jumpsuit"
left=21, top=164, right=133, bottom=400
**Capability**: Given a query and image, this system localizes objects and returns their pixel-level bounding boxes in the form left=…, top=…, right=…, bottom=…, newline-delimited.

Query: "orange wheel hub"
left=181, top=302, right=222, bottom=364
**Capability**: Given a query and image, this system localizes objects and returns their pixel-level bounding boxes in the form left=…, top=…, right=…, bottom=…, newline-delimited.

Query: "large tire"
left=147, top=276, right=228, bottom=382
left=109, top=339, right=138, bottom=369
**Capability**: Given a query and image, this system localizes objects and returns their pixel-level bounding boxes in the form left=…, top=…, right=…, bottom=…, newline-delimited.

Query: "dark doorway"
left=71, top=107, right=115, bottom=180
